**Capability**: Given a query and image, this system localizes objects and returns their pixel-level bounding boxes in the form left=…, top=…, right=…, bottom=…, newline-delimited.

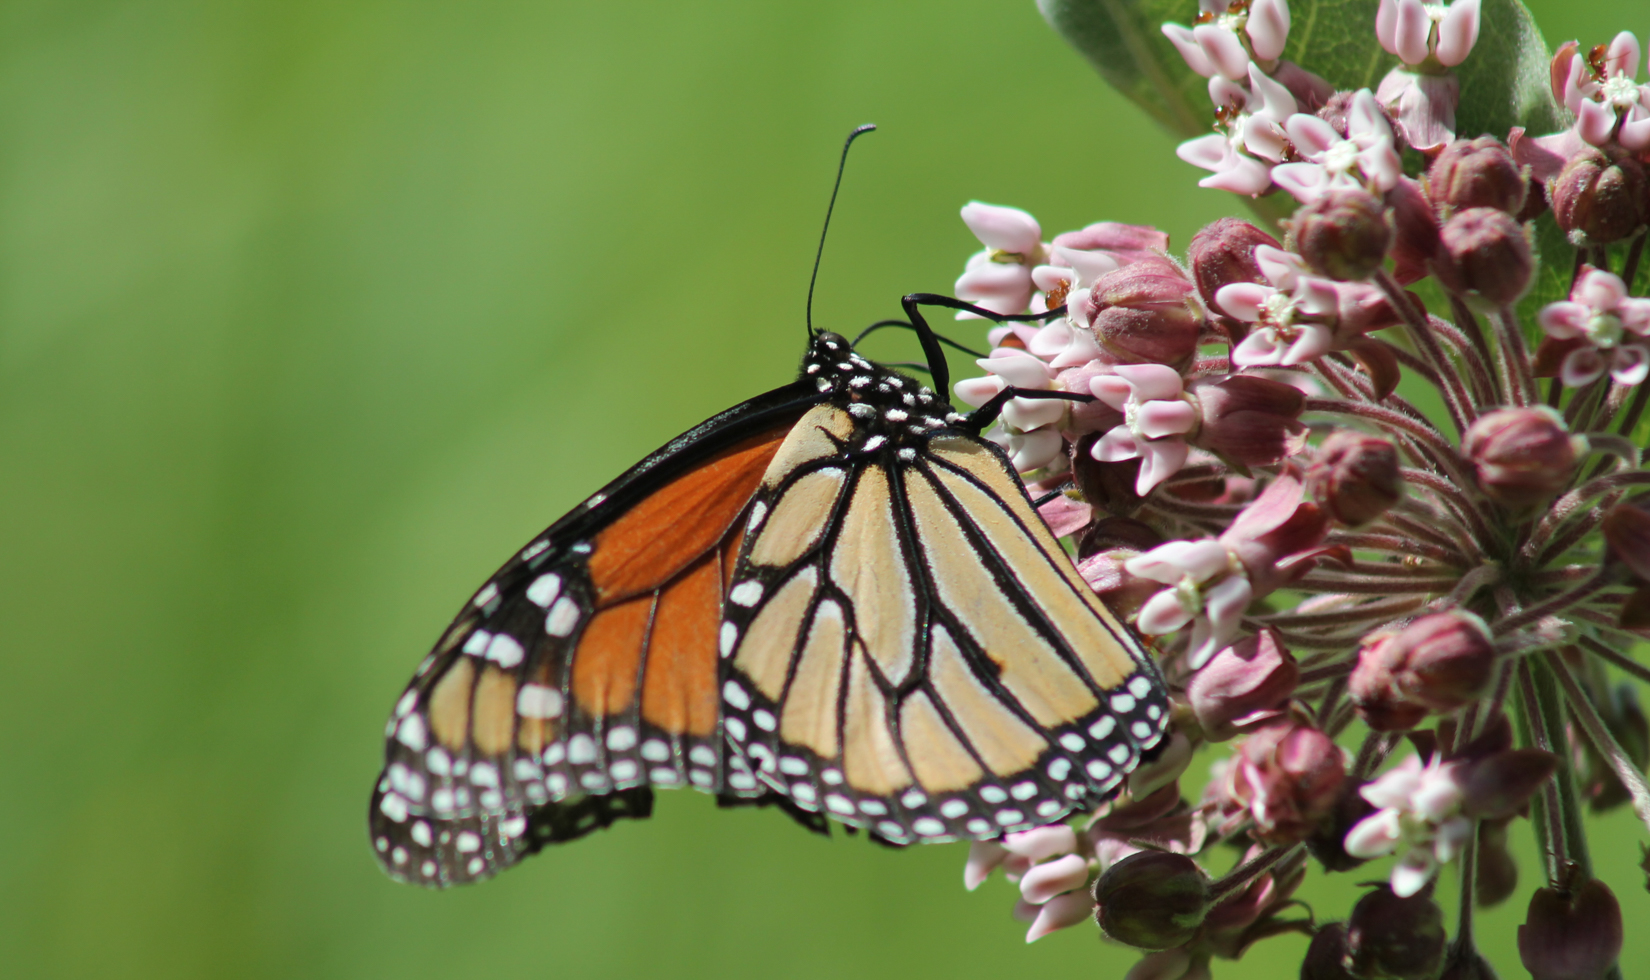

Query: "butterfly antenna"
left=806, top=123, right=877, bottom=339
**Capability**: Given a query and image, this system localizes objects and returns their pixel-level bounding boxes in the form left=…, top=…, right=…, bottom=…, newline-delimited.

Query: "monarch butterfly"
left=368, top=127, right=1168, bottom=887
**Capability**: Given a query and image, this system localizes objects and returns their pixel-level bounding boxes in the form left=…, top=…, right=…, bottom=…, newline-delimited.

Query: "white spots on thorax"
left=806, top=363, right=821, bottom=374
left=901, top=393, right=916, bottom=406
left=394, top=690, right=418, bottom=718
left=546, top=597, right=581, bottom=636
left=484, top=634, right=524, bottom=668
left=1089, top=716, right=1116, bottom=740
left=978, top=785, right=1007, bottom=804
left=836, top=362, right=853, bottom=371
left=897, top=448, right=917, bottom=462
left=861, top=435, right=886, bottom=452
left=847, top=403, right=875, bottom=418
left=411, top=820, right=433, bottom=847
left=689, top=745, right=718, bottom=767
left=939, top=799, right=969, bottom=819
left=885, top=409, right=908, bottom=423
left=526, top=573, right=562, bottom=608
left=473, top=582, right=500, bottom=609
left=463, top=631, right=492, bottom=655
left=1132, top=720, right=1155, bottom=740
left=848, top=375, right=871, bottom=389
left=719, top=623, right=739, bottom=658
left=567, top=734, right=597, bottom=764
left=729, top=581, right=763, bottom=606
left=722, top=679, right=751, bottom=711
left=752, top=708, right=777, bottom=731
left=395, top=714, right=427, bottom=751
left=1110, top=693, right=1137, bottom=713
left=945, top=412, right=965, bottom=424
left=517, top=684, right=563, bottom=719
left=606, top=726, right=637, bottom=751
left=379, top=792, right=410, bottom=823
left=816, top=378, right=833, bottom=392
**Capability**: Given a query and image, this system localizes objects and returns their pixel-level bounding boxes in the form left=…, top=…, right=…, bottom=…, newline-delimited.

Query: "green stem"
left=1515, top=657, right=1593, bottom=884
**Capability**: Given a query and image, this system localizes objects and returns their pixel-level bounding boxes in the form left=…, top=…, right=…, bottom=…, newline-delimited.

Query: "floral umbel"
left=937, top=0, right=1650, bottom=976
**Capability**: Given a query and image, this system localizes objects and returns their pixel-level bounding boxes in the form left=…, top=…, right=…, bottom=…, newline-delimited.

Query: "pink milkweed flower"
left=1162, top=0, right=1292, bottom=80
left=1374, top=0, right=1481, bottom=68
left=955, top=348, right=1067, bottom=472
left=1271, top=90, right=1402, bottom=203
left=1537, top=265, right=1650, bottom=387
left=1177, top=65, right=1298, bottom=197
left=1127, top=537, right=1252, bottom=668
left=955, top=202, right=1048, bottom=317
left=1215, top=245, right=1341, bottom=367
left=1556, top=32, right=1650, bottom=152
left=1090, top=364, right=1200, bottom=495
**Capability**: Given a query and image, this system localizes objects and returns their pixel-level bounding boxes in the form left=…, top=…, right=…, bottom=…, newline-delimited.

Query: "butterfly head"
left=800, top=330, right=962, bottom=447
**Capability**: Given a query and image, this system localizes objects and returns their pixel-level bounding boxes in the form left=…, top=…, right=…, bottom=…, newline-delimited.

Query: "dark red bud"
left=1305, top=782, right=1378, bottom=873
left=1550, top=149, right=1648, bottom=247
left=1601, top=496, right=1650, bottom=582
left=1388, top=176, right=1442, bottom=285
left=1428, top=137, right=1528, bottom=216
left=1189, top=374, right=1308, bottom=468
left=1302, top=923, right=1359, bottom=980
left=1518, top=879, right=1623, bottom=980
left=1188, top=218, right=1280, bottom=318
left=1230, top=720, right=1347, bottom=844
left=1351, top=612, right=1496, bottom=729
left=1345, top=885, right=1447, bottom=980
left=1438, top=950, right=1501, bottom=980
left=1092, top=851, right=1211, bottom=950
left=1293, top=189, right=1394, bottom=281
left=1186, top=628, right=1299, bottom=741
left=1463, top=407, right=1586, bottom=510
left=1075, top=515, right=1164, bottom=560
left=1083, top=258, right=1203, bottom=368
left=1072, top=434, right=1145, bottom=517
left=1431, top=208, right=1533, bottom=306
left=1475, top=818, right=1519, bottom=908
left=1459, top=748, right=1560, bottom=819
left=1307, top=430, right=1402, bottom=526
left=1621, top=584, right=1650, bottom=633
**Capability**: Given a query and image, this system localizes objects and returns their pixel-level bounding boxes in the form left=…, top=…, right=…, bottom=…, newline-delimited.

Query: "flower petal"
left=1434, top=0, right=1480, bottom=66
left=1394, top=0, right=1430, bottom=66
left=1115, top=362, right=1186, bottom=401
left=1344, top=808, right=1402, bottom=858
left=1162, top=23, right=1215, bottom=78
left=1269, top=161, right=1329, bottom=202
left=1137, top=399, right=1199, bottom=438
left=1215, top=283, right=1275, bottom=321
left=1136, top=588, right=1197, bottom=635
left=1136, top=438, right=1191, bottom=494
left=1577, top=99, right=1617, bottom=147
left=1245, top=0, right=1290, bottom=61
left=1577, top=267, right=1628, bottom=311
left=1538, top=300, right=1591, bottom=338
left=1093, top=425, right=1143, bottom=463
left=1194, top=23, right=1251, bottom=81
left=960, top=201, right=1042, bottom=253
left=1127, top=539, right=1231, bottom=584
left=1284, top=114, right=1341, bottom=156
left=1561, top=347, right=1606, bottom=388
left=1612, top=344, right=1650, bottom=387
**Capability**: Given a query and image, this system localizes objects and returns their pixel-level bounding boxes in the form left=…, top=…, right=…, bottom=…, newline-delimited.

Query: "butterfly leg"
left=957, top=386, right=1093, bottom=434
left=900, top=293, right=1065, bottom=397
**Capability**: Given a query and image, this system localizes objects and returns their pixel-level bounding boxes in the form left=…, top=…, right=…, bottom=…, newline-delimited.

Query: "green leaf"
left=1036, top=0, right=1562, bottom=142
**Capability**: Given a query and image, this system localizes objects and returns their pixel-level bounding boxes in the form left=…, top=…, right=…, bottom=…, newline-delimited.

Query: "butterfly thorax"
left=801, top=331, right=966, bottom=456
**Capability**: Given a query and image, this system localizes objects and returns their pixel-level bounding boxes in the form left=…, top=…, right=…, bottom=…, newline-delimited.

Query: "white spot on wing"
left=526, top=573, right=562, bottom=608
left=485, top=634, right=524, bottom=668
left=546, top=597, right=581, bottom=636
left=729, top=581, right=763, bottom=606
left=517, top=684, right=563, bottom=719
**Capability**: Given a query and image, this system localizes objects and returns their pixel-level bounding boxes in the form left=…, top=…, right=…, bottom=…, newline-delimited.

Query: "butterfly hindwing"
left=719, top=352, right=1170, bottom=844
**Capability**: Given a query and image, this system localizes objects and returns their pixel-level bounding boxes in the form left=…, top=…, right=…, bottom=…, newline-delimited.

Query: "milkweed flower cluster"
left=943, top=0, right=1650, bottom=974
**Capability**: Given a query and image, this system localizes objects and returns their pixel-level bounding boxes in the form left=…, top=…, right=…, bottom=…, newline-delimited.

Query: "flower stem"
left=1207, top=844, right=1298, bottom=905
left=1490, top=570, right=1614, bottom=636
left=1546, top=648, right=1650, bottom=836
left=1579, top=634, right=1650, bottom=686
left=1515, top=657, right=1591, bottom=883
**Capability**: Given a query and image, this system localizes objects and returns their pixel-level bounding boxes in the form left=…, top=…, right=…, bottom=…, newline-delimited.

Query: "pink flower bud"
left=1345, top=885, right=1447, bottom=980
left=1227, top=719, right=1347, bottom=844
left=1457, top=747, right=1560, bottom=819
left=1517, top=880, right=1623, bottom=980
left=1186, top=629, right=1299, bottom=741
left=1602, top=496, right=1650, bottom=582
left=1550, top=150, right=1649, bottom=247
left=1188, top=218, right=1281, bottom=318
left=1026, top=890, right=1096, bottom=943
left=964, top=840, right=1009, bottom=890
left=1387, top=176, right=1441, bottom=285
left=1431, top=207, right=1533, bottom=306
left=1350, top=612, right=1496, bottom=729
left=1292, top=189, right=1393, bottom=281
left=1188, top=375, right=1308, bottom=468
left=1219, top=471, right=1336, bottom=598
left=1093, top=851, right=1211, bottom=950
left=1076, top=258, right=1203, bottom=369
left=1021, top=852, right=1091, bottom=905
left=1052, top=222, right=1169, bottom=267
left=1428, top=137, right=1528, bottom=216
left=1463, top=406, right=1586, bottom=510
left=1307, top=430, right=1402, bottom=526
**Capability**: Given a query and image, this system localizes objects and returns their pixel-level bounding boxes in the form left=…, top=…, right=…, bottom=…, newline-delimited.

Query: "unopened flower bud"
left=1428, top=137, right=1528, bottom=216
left=1463, top=406, right=1586, bottom=510
left=1301, top=923, right=1358, bottom=980
left=1308, top=431, right=1402, bottom=526
left=1306, top=781, right=1379, bottom=872
left=1351, top=612, right=1496, bottom=729
left=1517, top=879, right=1623, bottom=980
left=1077, top=258, right=1203, bottom=368
left=1051, top=221, right=1169, bottom=268
left=1093, top=851, right=1211, bottom=950
left=1293, top=189, right=1393, bottom=281
left=1602, top=496, right=1650, bottom=582
left=1345, top=885, right=1447, bottom=980
left=1071, top=436, right=1146, bottom=517
left=1458, top=747, right=1560, bottom=819
left=1228, top=719, right=1346, bottom=844
left=1431, top=207, right=1533, bottom=306
left=1187, top=374, right=1308, bottom=468
left=1388, top=176, right=1441, bottom=285
left=1186, top=629, right=1299, bottom=741
left=1550, top=150, right=1648, bottom=247
left=1475, top=817, right=1518, bottom=908
left=1188, top=218, right=1281, bottom=317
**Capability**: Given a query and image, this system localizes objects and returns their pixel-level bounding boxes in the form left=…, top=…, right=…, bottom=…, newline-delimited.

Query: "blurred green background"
left=2, top=1, right=1646, bottom=978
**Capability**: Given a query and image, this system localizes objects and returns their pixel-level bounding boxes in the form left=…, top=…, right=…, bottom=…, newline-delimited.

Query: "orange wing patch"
left=571, top=595, right=654, bottom=718
left=641, top=555, right=721, bottom=737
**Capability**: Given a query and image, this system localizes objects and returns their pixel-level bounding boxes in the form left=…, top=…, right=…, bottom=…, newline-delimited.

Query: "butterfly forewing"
left=370, top=400, right=813, bottom=886
left=717, top=349, right=1169, bottom=844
